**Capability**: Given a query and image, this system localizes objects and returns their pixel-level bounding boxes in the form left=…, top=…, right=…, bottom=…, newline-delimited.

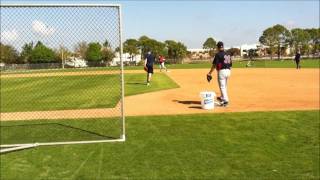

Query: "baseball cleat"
left=220, top=101, right=229, bottom=107
left=217, top=97, right=223, bottom=102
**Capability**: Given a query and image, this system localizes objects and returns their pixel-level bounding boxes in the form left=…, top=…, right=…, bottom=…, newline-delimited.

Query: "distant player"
left=159, top=55, right=168, bottom=72
left=294, top=50, right=301, bottom=69
left=246, top=49, right=255, bottom=67
left=144, top=51, right=155, bottom=86
left=207, top=41, right=232, bottom=107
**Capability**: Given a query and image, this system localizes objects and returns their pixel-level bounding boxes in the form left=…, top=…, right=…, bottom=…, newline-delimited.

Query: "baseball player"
left=207, top=41, right=232, bottom=107
left=159, top=55, right=168, bottom=72
left=294, top=50, right=301, bottom=69
left=246, top=49, right=254, bottom=67
left=144, top=51, right=155, bottom=86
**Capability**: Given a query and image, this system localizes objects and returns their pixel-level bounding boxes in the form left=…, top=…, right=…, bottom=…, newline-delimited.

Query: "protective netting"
left=0, top=5, right=124, bottom=147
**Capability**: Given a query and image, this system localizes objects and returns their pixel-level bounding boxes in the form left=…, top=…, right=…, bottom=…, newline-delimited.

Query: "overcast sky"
left=2, top=0, right=319, bottom=49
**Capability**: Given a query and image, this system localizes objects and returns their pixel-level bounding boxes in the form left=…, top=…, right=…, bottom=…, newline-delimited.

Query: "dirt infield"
left=125, top=68, right=319, bottom=116
left=1, top=68, right=319, bottom=121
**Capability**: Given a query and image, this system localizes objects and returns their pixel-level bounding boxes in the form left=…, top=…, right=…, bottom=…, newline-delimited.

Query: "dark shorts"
left=147, top=65, right=153, bottom=74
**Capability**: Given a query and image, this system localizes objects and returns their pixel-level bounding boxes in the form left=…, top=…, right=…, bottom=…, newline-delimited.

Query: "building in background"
left=240, top=44, right=259, bottom=57
left=112, top=52, right=142, bottom=66
left=187, top=48, right=211, bottom=60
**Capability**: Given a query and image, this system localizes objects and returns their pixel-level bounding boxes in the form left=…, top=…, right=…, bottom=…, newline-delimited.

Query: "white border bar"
left=1, top=138, right=125, bottom=148
left=0, top=4, right=121, bottom=7
left=0, top=144, right=38, bottom=153
left=0, top=137, right=125, bottom=153
left=118, top=5, right=126, bottom=141
left=0, top=143, right=35, bottom=148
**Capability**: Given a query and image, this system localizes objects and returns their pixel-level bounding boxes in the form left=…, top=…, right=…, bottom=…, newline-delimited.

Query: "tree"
left=103, top=40, right=111, bottom=49
left=55, top=46, right=73, bottom=68
left=19, top=42, right=34, bottom=63
left=150, top=40, right=165, bottom=57
left=74, top=41, right=88, bottom=59
left=138, top=35, right=151, bottom=56
left=305, top=28, right=320, bottom=55
left=176, top=42, right=188, bottom=62
left=101, top=48, right=115, bottom=65
left=30, top=41, right=56, bottom=63
left=86, top=42, right=103, bottom=62
left=290, top=28, right=311, bottom=55
left=259, top=27, right=276, bottom=59
left=273, top=24, right=290, bottom=59
left=115, top=47, right=121, bottom=53
left=166, top=40, right=174, bottom=58
left=101, top=40, right=115, bottom=65
left=226, top=48, right=240, bottom=56
left=165, top=40, right=188, bottom=63
left=248, top=49, right=258, bottom=59
left=123, top=39, right=139, bottom=61
left=203, top=37, right=216, bottom=57
left=259, top=24, right=290, bottom=60
left=0, top=43, right=19, bottom=64
left=138, top=36, right=166, bottom=58
left=57, top=46, right=72, bottom=60
left=137, top=36, right=187, bottom=62
left=139, top=36, right=166, bottom=57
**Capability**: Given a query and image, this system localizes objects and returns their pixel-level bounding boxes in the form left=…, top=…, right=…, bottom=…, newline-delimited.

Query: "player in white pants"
left=217, top=69, right=231, bottom=103
left=207, top=41, right=232, bottom=107
left=159, top=55, right=168, bottom=72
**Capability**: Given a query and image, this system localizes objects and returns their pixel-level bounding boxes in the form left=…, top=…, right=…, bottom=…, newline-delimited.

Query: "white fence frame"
left=0, top=3, right=125, bottom=153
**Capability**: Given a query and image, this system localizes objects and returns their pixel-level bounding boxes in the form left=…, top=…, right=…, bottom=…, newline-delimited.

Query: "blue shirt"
left=146, top=54, right=155, bottom=66
left=212, top=51, right=232, bottom=70
left=295, top=53, right=301, bottom=61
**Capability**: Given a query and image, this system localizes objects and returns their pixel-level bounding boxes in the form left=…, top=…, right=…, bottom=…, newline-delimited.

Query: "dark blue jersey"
left=212, top=51, right=232, bottom=70
left=295, top=53, right=301, bottom=61
left=146, top=54, right=155, bottom=66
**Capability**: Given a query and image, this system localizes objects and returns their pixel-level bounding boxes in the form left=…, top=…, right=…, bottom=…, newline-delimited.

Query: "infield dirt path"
left=1, top=68, right=319, bottom=121
left=125, top=68, right=319, bottom=116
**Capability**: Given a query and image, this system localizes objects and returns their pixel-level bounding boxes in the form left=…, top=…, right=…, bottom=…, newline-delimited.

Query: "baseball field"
left=1, top=60, right=319, bottom=179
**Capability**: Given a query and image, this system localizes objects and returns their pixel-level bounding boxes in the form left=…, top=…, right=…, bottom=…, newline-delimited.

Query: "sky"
left=1, top=0, right=319, bottom=49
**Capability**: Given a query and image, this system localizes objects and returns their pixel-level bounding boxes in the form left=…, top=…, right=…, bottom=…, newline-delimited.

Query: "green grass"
left=0, top=118, right=122, bottom=144
left=1, top=110, right=319, bottom=179
left=1, top=59, right=319, bottom=75
left=163, top=59, right=320, bottom=69
left=234, top=58, right=320, bottom=68
left=0, top=73, right=178, bottom=112
left=125, top=72, right=179, bottom=96
left=1, top=66, right=121, bottom=75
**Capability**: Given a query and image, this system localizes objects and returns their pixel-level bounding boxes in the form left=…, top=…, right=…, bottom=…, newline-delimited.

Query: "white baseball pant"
left=218, top=69, right=231, bottom=102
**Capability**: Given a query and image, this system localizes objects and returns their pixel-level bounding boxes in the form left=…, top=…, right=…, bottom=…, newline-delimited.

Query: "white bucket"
left=200, top=91, right=216, bottom=110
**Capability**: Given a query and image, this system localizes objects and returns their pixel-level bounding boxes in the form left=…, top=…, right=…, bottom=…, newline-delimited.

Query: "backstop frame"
left=0, top=3, right=125, bottom=153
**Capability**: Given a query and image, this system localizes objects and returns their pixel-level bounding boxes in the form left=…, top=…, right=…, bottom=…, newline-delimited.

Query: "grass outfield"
left=0, top=117, right=122, bottom=144
left=1, top=59, right=319, bottom=75
left=0, top=73, right=178, bottom=112
left=168, top=58, right=320, bottom=69
left=0, top=110, right=319, bottom=179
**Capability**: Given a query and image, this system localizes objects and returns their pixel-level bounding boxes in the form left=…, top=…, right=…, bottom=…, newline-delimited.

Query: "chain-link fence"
left=0, top=4, right=125, bottom=153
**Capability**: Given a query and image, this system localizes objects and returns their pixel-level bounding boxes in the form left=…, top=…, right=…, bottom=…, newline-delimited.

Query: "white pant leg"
left=218, top=69, right=231, bottom=102
left=161, top=62, right=166, bottom=69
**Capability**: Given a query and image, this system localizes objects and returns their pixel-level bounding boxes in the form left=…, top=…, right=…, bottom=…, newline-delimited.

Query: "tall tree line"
left=259, top=24, right=320, bottom=59
left=0, top=40, right=116, bottom=65
left=1, top=26, right=319, bottom=64
left=123, top=36, right=188, bottom=63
